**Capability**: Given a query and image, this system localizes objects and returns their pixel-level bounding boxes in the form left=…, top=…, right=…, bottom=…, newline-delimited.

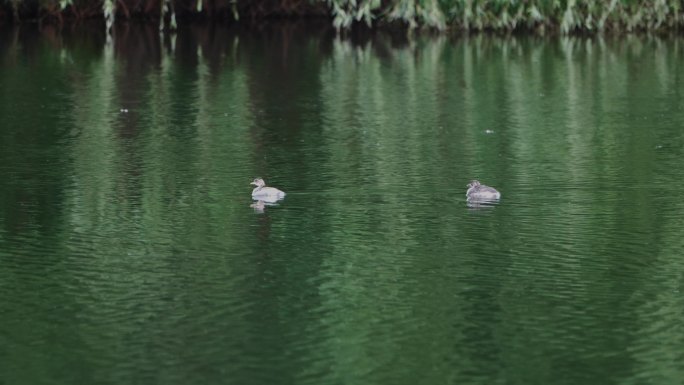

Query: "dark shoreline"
left=3, top=1, right=684, bottom=35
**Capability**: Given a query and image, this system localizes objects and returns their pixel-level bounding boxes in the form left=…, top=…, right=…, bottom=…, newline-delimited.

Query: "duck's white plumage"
left=251, top=178, right=285, bottom=202
left=466, top=180, right=501, bottom=200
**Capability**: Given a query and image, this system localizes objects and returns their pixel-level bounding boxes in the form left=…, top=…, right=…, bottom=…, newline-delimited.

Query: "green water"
left=1, top=24, right=684, bottom=384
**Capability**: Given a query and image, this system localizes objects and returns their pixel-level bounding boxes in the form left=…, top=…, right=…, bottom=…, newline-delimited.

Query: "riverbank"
left=1, top=0, right=684, bottom=34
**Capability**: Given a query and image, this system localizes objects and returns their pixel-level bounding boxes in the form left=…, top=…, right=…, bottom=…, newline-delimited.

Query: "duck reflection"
left=466, top=197, right=500, bottom=210
left=250, top=200, right=266, bottom=213
left=249, top=200, right=283, bottom=213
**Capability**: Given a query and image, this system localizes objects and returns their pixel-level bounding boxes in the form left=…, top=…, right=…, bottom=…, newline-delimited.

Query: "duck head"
left=251, top=178, right=265, bottom=188
left=467, top=180, right=481, bottom=189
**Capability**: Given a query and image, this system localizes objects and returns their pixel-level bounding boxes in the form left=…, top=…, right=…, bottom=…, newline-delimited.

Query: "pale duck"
left=251, top=178, right=286, bottom=202
left=466, top=180, right=501, bottom=200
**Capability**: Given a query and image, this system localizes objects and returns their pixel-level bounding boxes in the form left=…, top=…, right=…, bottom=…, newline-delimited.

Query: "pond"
left=1, top=23, right=683, bottom=385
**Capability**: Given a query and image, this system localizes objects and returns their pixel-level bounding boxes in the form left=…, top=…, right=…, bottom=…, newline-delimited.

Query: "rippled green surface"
left=1, top=24, right=684, bottom=384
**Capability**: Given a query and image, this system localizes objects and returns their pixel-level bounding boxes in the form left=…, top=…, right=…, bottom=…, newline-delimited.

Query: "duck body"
left=466, top=180, right=501, bottom=200
left=251, top=178, right=286, bottom=203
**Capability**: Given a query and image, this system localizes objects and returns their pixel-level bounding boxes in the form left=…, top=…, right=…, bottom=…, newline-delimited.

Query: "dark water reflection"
left=1, top=23, right=684, bottom=385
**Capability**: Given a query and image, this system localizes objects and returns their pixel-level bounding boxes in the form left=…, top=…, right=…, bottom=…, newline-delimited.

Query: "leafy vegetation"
left=0, top=0, right=683, bottom=32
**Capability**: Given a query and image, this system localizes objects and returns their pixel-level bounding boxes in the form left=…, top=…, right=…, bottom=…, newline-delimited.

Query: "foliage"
left=1, top=0, right=684, bottom=32
left=443, top=0, right=684, bottom=33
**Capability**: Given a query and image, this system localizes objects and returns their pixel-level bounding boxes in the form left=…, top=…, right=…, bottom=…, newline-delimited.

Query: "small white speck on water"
left=120, top=108, right=129, bottom=113
left=485, top=130, right=495, bottom=134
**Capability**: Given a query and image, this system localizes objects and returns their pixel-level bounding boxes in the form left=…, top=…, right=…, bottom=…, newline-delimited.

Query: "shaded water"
left=1, top=23, right=684, bottom=384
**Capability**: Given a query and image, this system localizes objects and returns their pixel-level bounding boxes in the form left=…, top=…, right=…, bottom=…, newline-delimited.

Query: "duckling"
left=466, top=180, right=501, bottom=200
left=251, top=178, right=286, bottom=202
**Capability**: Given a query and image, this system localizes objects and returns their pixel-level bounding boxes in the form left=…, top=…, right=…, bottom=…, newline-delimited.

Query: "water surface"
left=1, top=24, right=683, bottom=385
